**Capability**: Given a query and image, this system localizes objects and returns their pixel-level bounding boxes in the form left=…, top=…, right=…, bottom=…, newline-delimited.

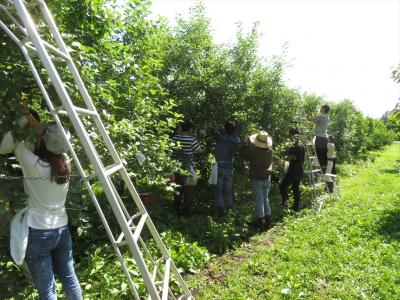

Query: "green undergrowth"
left=190, top=143, right=400, bottom=299
left=1, top=145, right=398, bottom=299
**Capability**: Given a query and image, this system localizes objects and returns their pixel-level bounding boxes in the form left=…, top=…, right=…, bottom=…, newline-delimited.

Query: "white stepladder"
left=0, top=1, right=193, bottom=299
left=300, top=121, right=339, bottom=215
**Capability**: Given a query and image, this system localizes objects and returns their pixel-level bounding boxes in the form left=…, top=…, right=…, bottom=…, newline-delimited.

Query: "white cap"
left=43, top=125, right=70, bottom=154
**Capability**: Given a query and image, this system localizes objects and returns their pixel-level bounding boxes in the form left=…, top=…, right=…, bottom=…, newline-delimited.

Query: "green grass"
left=189, top=143, right=400, bottom=299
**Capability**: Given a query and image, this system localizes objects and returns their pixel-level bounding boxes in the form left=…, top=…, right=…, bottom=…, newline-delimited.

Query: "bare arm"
left=18, top=100, right=42, bottom=135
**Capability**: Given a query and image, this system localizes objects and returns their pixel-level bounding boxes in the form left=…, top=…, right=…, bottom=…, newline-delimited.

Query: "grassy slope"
left=189, top=143, right=400, bottom=299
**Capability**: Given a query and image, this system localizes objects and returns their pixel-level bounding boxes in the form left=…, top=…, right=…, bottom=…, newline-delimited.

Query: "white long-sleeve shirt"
left=1, top=132, right=69, bottom=229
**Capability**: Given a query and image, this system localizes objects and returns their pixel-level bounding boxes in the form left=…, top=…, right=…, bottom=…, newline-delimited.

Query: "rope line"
left=0, top=173, right=83, bottom=180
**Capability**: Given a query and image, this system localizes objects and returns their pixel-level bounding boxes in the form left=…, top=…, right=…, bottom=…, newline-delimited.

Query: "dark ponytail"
left=35, top=138, right=70, bottom=184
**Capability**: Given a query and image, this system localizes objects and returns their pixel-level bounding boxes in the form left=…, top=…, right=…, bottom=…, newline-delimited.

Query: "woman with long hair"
left=7, top=103, right=82, bottom=300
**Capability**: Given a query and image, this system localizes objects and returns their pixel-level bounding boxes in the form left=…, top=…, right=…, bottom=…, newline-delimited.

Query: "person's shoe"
left=216, top=207, right=225, bottom=219
left=265, top=215, right=272, bottom=230
left=292, top=206, right=301, bottom=212
left=251, top=217, right=265, bottom=231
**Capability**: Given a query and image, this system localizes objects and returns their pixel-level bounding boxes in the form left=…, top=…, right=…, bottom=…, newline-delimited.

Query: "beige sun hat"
left=250, top=131, right=273, bottom=149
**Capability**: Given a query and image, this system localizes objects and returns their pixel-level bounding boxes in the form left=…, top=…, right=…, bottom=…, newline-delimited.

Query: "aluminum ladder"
left=0, top=1, right=193, bottom=299
left=300, top=118, right=338, bottom=215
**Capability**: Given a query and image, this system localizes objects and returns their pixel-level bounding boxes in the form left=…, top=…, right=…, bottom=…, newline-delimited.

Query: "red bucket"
left=139, top=192, right=158, bottom=206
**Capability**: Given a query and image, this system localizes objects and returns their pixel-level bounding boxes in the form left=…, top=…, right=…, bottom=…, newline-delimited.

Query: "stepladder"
left=303, top=133, right=339, bottom=215
left=0, top=0, right=193, bottom=299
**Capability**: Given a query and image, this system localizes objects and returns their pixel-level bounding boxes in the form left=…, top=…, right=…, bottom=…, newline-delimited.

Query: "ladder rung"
left=23, top=38, right=71, bottom=62
left=325, top=173, right=337, bottom=178
left=53, top=105, right=98, bottom=117
left=104, top=162, right=123, bottom=177
left=83, top=162, right=123, bottom=182
left=83, top=171, right=96, bottom=182
left=154, top=280, right=163, bottom=286
left=133, top=213, right=148, bottom=242
left=73, top=106, right=98, bottom=116
left=52, top=105, right=68, bottom=116
left=114, top=212, right=144, bottom=246
left=316, top=194, right=329, bottom=203
left=306, top=169, right=321, bottom=174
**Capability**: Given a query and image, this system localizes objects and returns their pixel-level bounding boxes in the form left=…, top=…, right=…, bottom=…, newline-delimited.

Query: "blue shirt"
left=215, top=133, right=240, bottom=163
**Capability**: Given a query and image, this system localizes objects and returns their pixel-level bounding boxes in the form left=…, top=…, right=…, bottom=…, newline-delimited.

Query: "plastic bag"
left=283, top=160, right=289, bottom=174
left=135, top=151, right=146, bottom=166
left=208, top=163, right=218, bottom=185
left=184, top=166, right=198, bottom=186
left=0, top=131, right=14, bottom=154
left=10, top=208, right=29, bottom=265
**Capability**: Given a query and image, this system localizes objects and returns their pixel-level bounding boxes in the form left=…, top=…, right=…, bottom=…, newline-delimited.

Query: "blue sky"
left=150, top=0, right=400, bottom=118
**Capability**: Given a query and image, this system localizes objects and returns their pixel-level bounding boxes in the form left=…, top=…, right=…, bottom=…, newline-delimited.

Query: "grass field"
left=189, top=143, right=400, bottom=299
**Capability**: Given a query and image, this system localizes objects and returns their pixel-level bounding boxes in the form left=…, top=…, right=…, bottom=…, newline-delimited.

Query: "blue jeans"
left=251, top=180, right=271, bottom=218
left=215, top=163, right=233, bottom=209
left=25, top=226, right=82, bottom=300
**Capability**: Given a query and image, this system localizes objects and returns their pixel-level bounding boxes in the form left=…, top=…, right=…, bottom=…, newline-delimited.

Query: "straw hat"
left=249, top=131, right=272, bottom=149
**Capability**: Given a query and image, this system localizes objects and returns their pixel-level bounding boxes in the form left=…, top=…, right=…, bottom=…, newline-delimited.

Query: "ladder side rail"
left=0, top=14, right=97, bottom=193
left=12, top=1, right=193, bottom=297
left=109, top=176, right=132, bottom=220
left=119, top=168, right=149, bottom=213
left=1, top=18, right=139, bottom=299
left=1, top=5, right=70, bottom=61
left=170, top=259, right=192, bottom=298
left=137, top=237, right=178, bottom=300
left=120, top=167, right=172, bottom=258
left=13, top=1, right=161, bottom=298
left=36, top=0, right=122, bottom=165
left=0, top=18, right=140, bottom=299
left=303, top=134, right=319, bottom=209
left=0, top=16, right=24, bottom=45
left=0, top=17, right=87, bottom=185
left=85, top=184, right=141, bottom=300
left=144, top=212, right=192, bottom=296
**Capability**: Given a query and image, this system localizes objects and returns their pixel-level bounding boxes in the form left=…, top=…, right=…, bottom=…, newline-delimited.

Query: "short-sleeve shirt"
left=215, top=133, right=240, bottom=163
left=172, top=135, right=200, bottom=168
left=315, top=114, right=330, bottom=137
left=240, top=143, right=273, bottom=180
left=286, top=140, right=305, bottom=178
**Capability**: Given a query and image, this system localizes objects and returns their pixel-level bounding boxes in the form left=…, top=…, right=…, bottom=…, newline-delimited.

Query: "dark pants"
left=173, top=172, right=194, bottom=215
left=279, top=174, right=302, bottom=211
left=215, top=163, right=234, bottom=210
left=315, top=136, right=328, bottom=170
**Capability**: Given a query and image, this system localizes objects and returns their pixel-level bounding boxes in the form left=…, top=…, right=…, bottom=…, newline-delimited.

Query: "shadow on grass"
left=379, top=159, right=400, bottom=175
left=378, top=205, right=400, bottom=242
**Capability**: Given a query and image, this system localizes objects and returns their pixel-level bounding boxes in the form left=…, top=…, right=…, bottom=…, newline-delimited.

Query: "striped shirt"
left=172, top=135, right=200, bottom=167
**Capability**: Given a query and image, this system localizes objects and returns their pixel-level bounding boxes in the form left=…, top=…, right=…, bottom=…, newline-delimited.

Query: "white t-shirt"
left=1, top=132, right=69, bottom=229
